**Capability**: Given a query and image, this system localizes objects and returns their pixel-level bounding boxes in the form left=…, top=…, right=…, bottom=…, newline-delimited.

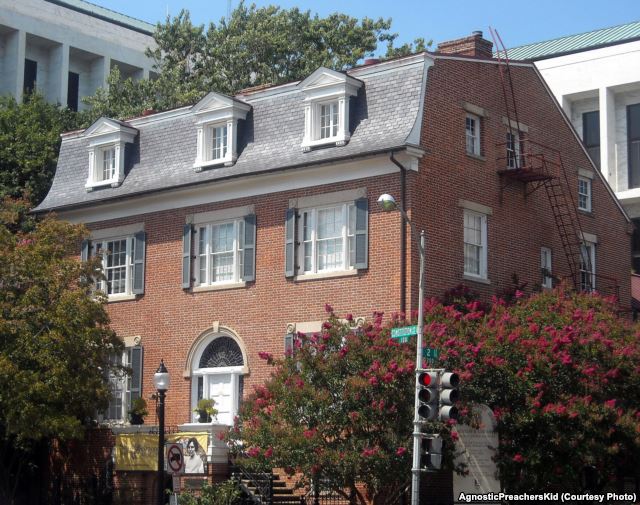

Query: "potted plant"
left=128, top=397, right=148, bottom=425
left=194, top=398, right=217, bottom=423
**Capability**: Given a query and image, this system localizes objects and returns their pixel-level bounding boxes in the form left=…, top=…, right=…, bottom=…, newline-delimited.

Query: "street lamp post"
left=377, top=194, right=426, bottom=505
left=153, top=359, right=170, bottom=505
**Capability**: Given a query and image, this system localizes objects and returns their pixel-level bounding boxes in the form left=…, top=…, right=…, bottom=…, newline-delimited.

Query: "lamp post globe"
left=153, top=359, right=170, bottom=392
left=377, top=193, right=398, bottom=212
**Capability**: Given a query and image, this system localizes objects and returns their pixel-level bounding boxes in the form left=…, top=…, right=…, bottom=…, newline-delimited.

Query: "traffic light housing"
left=420, top=436, right=443, bottom=471
left=417, top=371, right=439, bottom=420
left=439, top=372, right=460, bottom=421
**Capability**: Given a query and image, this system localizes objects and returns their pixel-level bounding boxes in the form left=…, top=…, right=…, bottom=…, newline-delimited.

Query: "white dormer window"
left=192, top=92, right=251, bottom=171
left=84, top=118, right=137, bottom=191
left=299, top=67, right=362, bottom=152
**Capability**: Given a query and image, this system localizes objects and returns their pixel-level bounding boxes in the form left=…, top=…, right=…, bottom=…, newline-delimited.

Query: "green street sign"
left=391, top=325, right=418, bottom=340
left=423, top=348, right=440, bottom=360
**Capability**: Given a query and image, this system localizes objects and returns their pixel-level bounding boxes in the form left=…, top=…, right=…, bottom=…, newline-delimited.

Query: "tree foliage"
left=0, top=94, right=80, bottom=206
left=228, top=307, right=438, bottom=501
left=423, top=287, right=640, bottom=491
left=84, top=2, right=428, bottom=121
left=0, top=198, right=123, bottom=502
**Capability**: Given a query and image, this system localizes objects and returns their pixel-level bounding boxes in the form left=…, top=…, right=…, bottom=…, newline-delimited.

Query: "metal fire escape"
left=490, top=27, right=601, bottom=293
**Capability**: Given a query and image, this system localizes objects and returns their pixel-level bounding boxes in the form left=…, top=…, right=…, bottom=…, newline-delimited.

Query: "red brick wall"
left=94, top=174, right=406, bottom=426
left=409, top=56, right=630, bottom=308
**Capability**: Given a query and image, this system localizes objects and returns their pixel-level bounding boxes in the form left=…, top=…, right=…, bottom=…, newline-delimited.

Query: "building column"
left=50, top=43, right=69, bottom=106
left=599, top=86, right=616, bottom=187
left=2, top=29, right=27, bottom=102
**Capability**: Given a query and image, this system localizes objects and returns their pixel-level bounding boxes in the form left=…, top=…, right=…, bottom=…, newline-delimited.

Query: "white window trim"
left=298, top=202, right=356, bottom=275
left=84, top=119, right=137, bottom=191
left=463, top=209, right=488, bottom=281
left=541, top=247, right=553, bottom=289
left=299, top=67, right=362, bottom=152
left=580, top=241, right=597, bottom=292
left=578, top=176, right=592, bottom=212
left=192, top=92, right=251, bottom=171
left=195, top=218, right=245, bottom=287
left=466, top=113, right=481, bottom=156
left=93, top=236, right=136, bottom=299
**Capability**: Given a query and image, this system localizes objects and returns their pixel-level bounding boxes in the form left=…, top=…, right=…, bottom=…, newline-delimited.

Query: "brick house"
left=35, top=32, right=631, bottom=502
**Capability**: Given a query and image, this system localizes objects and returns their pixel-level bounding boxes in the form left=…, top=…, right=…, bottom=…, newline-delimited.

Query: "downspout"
left=390, top=152, right=408, bottom=314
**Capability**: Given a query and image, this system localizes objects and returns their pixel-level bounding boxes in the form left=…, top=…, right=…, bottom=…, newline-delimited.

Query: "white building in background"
left=507, top=20, right=640, bottom=272
left=0, top=0, right=156, bottom=110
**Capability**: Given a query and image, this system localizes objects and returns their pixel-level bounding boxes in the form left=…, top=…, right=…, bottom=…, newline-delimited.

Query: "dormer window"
left=299, top=67, right=362, bottom=152
left=83, top=118, right=137, bottom=191
left=192, top=92, right=251, bottom=171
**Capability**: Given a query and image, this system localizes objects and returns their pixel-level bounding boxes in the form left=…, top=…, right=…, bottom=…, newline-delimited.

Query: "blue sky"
left=97, top=0, right=639, bottom=53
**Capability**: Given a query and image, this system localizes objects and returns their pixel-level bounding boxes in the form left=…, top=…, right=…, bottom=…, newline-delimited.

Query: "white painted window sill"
left=302, top=136, right=348, bottom=151
left=107, top=293, right=137, bottom=303
left=85, top=179, right=120, bottom=191
left=294, top=269, right=358, bottom=282
left=193, top=158, right=234, bottom=171
left=192, top=282, right=246, bottom=292
left=462, top=274, right=491, bottom=285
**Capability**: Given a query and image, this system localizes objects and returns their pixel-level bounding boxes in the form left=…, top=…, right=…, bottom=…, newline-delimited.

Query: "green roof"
left=504, top=20, right=640, bottom=61
left=45, top=0, right=155, bottom=35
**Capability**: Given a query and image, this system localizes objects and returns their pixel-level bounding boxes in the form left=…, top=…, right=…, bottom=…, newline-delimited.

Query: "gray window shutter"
left=132, top=232, right=145, bottom=294
left=243, top=214, right=257, bottom=282
left=354, top=197, right=369, bottom=269
left=182, top=224, right=193, bottom=289
left=285, top=208, right=297, bottom=277
left=81, top=239, right=90, bottom=261
left=127, top=346, right=143, bottom=407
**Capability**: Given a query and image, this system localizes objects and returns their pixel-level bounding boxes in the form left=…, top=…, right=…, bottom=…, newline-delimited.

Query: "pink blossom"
left=515, top=290, right=524, bottom=299
left=325, top=303, right=333, bottom=313
left=339, top=346, right=349, bottom=357
left=451, top=431, right=459, bottom=441
left=247, top=447, right=261, bottom=458
left=258, top=352, right=273, bottom=361
left=512, top=453, right=524, bottom=463
left=604, top=399, right=617, bottom=409
left=264, top=447, right=273, bottom=458
left=396, top=447, right=407, bottom=456
left=369, top=376, right=378, bottom=386
left=345, top=313, right=353, bottom=321
left=382, top=372, right=394, bottom=383
left=322, top=321, right=332, bottom=330
left=303, top=428, right=317, bottom=439
left=361, top=447, right=377, bottom=457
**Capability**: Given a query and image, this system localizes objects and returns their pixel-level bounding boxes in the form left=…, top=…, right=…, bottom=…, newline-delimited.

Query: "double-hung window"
left=578, top=176, right=592, bottom=212
left=541, top=247, right=553, bottom=289
left=285, top=195, right=368, bottom=278
left=95, top=237, right=134, bottom=296
left=466, top=114, right=480, bottom=156
left=81, top=229, right=146, bottom=300
left=100, top=146, right=116, bottom=182
left=196, top=220, right=245, bottom=285
left=211, top=124, right=228, bottom=161
left=580, top=241, right=596, bottom=292
left=300, top=203, right=356, bottom=274
left=463, top=210, right=488, bottom=280
left=506, top=131, right=522, bottom=169
left=319, top=102, right=339, bottom=140
left=105, top=346, right=143, bottom=423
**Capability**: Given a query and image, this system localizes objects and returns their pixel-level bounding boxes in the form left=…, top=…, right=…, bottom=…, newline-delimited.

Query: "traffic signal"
left=439, top=372, right=460, bottom=421
left=420, top=436, right=443, bottom=471
left=417, top=371, right=439, bottom=420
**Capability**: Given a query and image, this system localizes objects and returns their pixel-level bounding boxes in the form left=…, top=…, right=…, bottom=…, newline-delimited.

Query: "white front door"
left=209, top=373, right=233, bottom=425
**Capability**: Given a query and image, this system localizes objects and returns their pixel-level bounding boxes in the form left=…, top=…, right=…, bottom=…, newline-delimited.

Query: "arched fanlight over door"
left=191, top=335, right=245, bottom=425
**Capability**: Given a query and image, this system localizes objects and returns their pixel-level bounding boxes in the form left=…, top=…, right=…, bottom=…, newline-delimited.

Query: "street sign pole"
left=411, top=230, right=426, bottom=505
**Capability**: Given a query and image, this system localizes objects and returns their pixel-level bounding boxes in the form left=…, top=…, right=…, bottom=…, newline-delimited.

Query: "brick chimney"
left=437, top=31, right=493, bottom=58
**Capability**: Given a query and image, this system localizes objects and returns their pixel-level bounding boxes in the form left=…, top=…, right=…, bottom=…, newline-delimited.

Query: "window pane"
left=318, top=238, right=343, bottom=270
left=212, top=125, right=228, bottom=160
left=210, top=222, right=235, bottom=282
left=198, top=227, right=207, bottom=283
left=466, top=116, right=478, bottom=155
left=316, top=207, right=344, bottom=271
left=237, top=220, right=244, bottom=278
left=317, top=207, right=343, bottom=239
left=105, top=239, right=128, bottom=294
left=101, top=147, right=116, bottom=181
left=320, top=102, right=338, bottom=139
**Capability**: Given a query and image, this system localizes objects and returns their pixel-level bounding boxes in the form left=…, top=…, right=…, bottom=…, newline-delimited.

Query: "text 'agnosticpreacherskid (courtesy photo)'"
left=456, top=492, right=637, bottom=503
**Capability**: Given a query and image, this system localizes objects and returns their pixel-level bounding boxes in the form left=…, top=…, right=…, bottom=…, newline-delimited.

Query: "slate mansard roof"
left=35, top=54, right=429, bottom=213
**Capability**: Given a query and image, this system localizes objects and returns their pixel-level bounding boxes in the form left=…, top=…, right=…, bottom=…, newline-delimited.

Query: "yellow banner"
left=115, top=432, right=209, bottom=472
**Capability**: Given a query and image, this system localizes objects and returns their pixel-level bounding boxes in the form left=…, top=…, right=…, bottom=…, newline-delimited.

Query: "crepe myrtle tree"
left=227, top=306, right=462, bottom=502
left=421, top=287, right=640, bottom=492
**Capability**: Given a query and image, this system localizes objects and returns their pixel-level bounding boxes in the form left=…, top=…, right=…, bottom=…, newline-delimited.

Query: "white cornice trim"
left=433, top=54, right=535, bottom=67
left=56, top=154, right=400, bottom=224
